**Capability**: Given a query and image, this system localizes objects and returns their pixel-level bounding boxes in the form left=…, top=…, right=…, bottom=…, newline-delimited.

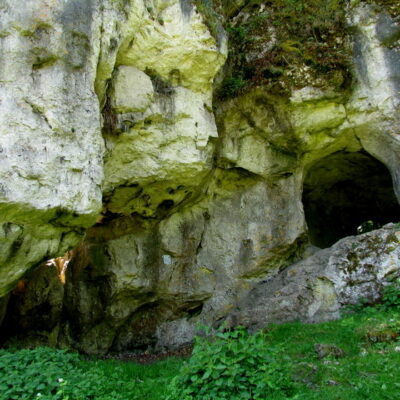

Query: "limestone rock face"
left=230, top=224, right=400, bottom=330
left=112, top=66, right=154, bottom=113
left=103, top=82, right=220, bottom=217
left=348, top=2, right=400, bottom=200
left=0, top=0, right=226, bottom=296
left=0, top=1, right=399, bottom=354
left=0, top=0, right=105, bottom=296
left=101, top=0, right=227, bottom=219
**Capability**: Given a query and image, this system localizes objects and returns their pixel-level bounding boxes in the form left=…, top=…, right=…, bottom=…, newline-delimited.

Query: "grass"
left=263, top=310, right=400, bottom=399
left=78, top=358, right=183, bottom=400
left=1, top=307, right=399, bottom=399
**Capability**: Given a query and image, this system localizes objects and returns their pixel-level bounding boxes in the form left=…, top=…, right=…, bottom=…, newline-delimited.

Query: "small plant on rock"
left=381, top=279, right=400, bottom=311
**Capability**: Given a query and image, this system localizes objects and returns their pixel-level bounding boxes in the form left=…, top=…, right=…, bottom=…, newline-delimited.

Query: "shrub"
left=0, top=347, right=139, bottom=400
left=166, top=326, right=295, bottom=400
left=0, top=347, right=79, bottom=400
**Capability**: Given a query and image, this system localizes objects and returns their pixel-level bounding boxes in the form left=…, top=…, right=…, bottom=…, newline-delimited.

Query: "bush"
left=0, top=347, right=139, bottom=400
left=0, top=347, right=79, bottom=400
left=166, top=326, right=295, bottom=400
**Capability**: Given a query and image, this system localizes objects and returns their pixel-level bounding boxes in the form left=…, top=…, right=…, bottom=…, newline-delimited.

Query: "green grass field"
left=0, top=307, right=399, bottom=399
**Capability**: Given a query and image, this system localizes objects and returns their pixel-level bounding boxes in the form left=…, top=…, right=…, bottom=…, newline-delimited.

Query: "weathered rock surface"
left=156, top=224, right=400, bottom=349
left=0, top=0, right=105, bottom=297
left=230, top=224, right=400, bottom=329
left=0, top=0, right=399, bottom=353
left=0, top=0, right=226, bottom=296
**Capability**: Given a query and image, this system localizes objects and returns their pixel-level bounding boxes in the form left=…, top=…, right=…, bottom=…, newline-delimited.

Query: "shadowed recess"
left=303, top=151, right=400, bottom=248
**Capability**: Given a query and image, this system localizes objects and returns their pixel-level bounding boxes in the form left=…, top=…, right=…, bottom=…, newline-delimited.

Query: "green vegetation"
left=217, top=0, right=352, bottom=98
left=192, top=0, right=398, bottom=99
left=166, top=326, right=294, bottom=399
left=381, top=279, right=400, bottom=310
left=2, top=295, right=400, bottom=399
left=0, top=347, right=181, bottom=400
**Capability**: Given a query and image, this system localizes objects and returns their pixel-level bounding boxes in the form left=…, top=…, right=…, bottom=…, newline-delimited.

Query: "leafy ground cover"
left=1, top=296, right=399, bottom=399
left=0, top=348, right=182, bottom=400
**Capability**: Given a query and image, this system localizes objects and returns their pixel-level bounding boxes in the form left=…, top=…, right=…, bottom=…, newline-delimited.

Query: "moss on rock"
left=215, top=0, right=352, bottom=99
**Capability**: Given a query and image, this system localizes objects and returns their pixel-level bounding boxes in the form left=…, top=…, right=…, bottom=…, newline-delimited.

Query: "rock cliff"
left=0, top=0, right=399, bottom=353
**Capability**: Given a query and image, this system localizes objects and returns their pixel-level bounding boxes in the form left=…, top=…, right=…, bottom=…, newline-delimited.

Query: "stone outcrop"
left=0, top=0, right=104, bottom=298
left=230, top=224, right=400, bottom=330
left=0, top=0, right=399, bottom=353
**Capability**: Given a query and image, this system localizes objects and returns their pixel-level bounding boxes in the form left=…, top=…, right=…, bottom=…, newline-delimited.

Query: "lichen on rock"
left=0, top=0, right=399, bottom=354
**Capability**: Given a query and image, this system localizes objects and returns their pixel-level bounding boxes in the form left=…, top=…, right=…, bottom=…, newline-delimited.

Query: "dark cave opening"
left=302, top=151, right=400, bottom=249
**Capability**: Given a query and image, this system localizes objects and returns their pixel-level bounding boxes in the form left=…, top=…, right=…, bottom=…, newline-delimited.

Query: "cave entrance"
left=302, top=151, right=400, bottom=249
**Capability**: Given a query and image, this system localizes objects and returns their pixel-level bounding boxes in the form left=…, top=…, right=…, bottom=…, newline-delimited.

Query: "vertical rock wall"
left=0, top=0, right=105, bottom=297
left=0, top=0, right=399, bottom=353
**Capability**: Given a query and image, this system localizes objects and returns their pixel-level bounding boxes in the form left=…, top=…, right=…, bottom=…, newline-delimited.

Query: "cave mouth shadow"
left=302, top=151, right=400, bottom=249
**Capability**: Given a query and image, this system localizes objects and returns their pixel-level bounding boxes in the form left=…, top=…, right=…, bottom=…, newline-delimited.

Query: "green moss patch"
left=215, top=0, right=352, bottom=98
